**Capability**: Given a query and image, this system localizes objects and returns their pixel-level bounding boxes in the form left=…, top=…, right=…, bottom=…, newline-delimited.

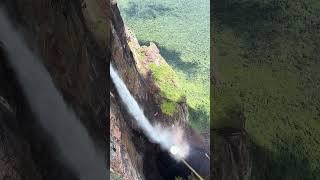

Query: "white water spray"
left=0, top=9, right=107, bottom=180
left=110, top=64, right=189, bottom=160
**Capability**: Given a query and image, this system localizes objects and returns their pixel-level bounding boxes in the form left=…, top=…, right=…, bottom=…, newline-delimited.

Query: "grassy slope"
left=118, top=0, right=210, bottom=132
left=213, top=0, right=320, bottom=179
left=149, top=61, right=184, bottom=116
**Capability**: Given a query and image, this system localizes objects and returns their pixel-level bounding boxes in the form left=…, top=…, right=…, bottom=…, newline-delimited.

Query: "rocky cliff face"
left=211, top=105, right=251, bottom=180
left=213, top=129, right=251, bottom=180
left=0, top=0, right=209, bottom=179
left=0, top=0, right=108, bottom=179
left=110, top=1, right=209, bottom=180
left=110, top=1, right=188, bottom=179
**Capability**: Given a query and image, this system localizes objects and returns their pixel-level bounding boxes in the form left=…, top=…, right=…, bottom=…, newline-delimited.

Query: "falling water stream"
left=0, top=9, right=107, bottom=180
left=110, top=64, right=190, bottom=160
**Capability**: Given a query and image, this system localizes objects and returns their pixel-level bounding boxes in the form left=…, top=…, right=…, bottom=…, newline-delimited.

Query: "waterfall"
left=0, top=9, right=107, bottom=180
left=110, top=64, right=189, bottom=160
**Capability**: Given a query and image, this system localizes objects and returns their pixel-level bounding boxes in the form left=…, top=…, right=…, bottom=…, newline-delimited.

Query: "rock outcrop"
left=110, top=1, right=209, bottom=179
left=213, top=129, right=251, bottom=180
left=212, top=108, right=251, bottom=180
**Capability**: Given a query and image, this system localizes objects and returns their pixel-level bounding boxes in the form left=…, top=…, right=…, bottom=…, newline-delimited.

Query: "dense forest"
left=213, top=0, right=320, bottom=179
left=117, top=0, right=210, bottom=133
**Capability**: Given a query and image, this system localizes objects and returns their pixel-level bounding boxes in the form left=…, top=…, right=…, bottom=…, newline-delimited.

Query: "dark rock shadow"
left=212, top=102, right=317, bottom=179
left=212, top=103, right=245, bottom=130
left=213, top=0, right=289, bottom=64
left=139, top=40, right=200, bottom=77
left=123, top=2, right=177, bottom=20
left=250, top=140, right=316, bottom=180
left=213, top=0, right=284, bottom=40
left=188, top=105, right=210, bottom=133
left=214, top=0, right=283, bottom=32
left=213, top=0, right=320, bottom=66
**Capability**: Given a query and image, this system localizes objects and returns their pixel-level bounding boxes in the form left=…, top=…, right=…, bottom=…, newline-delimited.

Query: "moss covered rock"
left=125, top=28, right=185, bottom=117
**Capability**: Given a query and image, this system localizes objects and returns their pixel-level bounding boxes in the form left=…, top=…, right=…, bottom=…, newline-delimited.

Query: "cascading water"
left=0, top=9, right=107, bottom=180
left=110, top=64, right=190, bottom=160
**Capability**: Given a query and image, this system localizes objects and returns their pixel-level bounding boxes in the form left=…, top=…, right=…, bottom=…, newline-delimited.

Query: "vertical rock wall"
left=0, top=0, right=109, bottom=179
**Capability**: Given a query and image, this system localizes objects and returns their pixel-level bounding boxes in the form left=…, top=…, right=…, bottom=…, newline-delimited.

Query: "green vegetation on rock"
left=149, top=62, right=183, bottom=102
left=160, top=100, right=177, bottom=116
left=118, top=0, right=210, bottom=132
left=149, top=62, right=182, bottom=116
